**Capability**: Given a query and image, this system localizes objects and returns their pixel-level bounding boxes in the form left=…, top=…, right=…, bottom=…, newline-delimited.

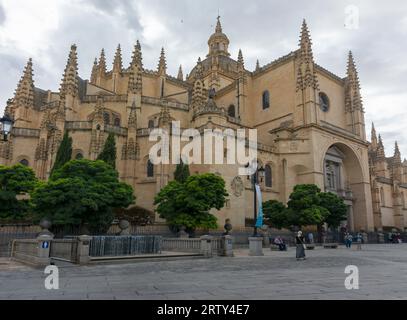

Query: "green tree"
left=263, top=200, right=288, bottom=229
left=319, top=192, right=348, bottom=228
left=173, top=161, right=190, bottom=183
left=32, top=159, right=134, bottom=233
left=50, top=131, right=72, bottom=177
left=0, top=164, right=38, bottom=222
left=285, top=184, right=328, bottom=228
left=97, top=132, right=116, bottom=169
left=154, top=173, right=228, bottom=234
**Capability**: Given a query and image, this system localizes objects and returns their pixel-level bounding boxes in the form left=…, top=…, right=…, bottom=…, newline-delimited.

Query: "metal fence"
left=0, top=225, right=40, bottom=257
left=50, top=239, right=78, bottom=263
left=89, top=235, right=162, bottom=257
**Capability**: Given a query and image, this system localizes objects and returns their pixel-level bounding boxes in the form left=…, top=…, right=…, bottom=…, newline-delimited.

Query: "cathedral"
left=1, top=17, right=406, bottom=232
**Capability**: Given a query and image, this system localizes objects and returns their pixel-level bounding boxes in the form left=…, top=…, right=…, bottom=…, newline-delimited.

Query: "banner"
left=255, top=184, right=263, bottom=228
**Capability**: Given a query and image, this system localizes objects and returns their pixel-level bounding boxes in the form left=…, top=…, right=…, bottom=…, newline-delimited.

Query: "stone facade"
left=1, top=18, right=406, bottom=232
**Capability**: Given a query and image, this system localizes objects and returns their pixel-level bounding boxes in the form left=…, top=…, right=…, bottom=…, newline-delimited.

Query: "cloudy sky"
left=0, top=0, right=406, bottom=158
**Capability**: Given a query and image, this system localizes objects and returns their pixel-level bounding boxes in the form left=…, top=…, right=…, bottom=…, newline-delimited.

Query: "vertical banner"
left=255, top=184, right=263, bottom=228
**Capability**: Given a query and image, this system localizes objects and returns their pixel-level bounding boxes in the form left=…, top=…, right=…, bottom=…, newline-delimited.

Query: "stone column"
left=36, top=235, right=54, bottom=266
left=200, top=235, right=213, bottom=257
left=249, top=237, right=264, bottom=256
left=221, top=235, right=234, bottom=257
left=77, top=235, right=92, bottom=265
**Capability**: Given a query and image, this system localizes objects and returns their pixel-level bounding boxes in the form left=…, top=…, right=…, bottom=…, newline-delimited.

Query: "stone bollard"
left=36, top=234, right=54, bottom=266
left=200, top=235, right=213, bottom=257
left=249, top=237, right=264, bottom=256
left=221, top=235, right=234, bottom=257
left=77, top=235, right=92, bottom=265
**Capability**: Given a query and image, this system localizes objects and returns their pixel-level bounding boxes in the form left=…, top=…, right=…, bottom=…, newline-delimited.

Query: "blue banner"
left=255, top=184, right=263, bottom=228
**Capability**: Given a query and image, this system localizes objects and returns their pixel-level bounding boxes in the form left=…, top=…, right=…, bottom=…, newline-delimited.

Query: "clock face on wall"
left=319, top=92, right=330, bottom=112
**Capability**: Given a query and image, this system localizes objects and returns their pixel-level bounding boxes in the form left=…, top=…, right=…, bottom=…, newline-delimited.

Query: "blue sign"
left=42, top=241, right=49, bottom=249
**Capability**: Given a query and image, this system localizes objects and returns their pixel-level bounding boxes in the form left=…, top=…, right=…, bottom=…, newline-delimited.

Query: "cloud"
left=0, top=0, right=406, bottom=157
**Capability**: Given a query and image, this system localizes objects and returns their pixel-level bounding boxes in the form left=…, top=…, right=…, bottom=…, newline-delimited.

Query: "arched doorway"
left=321, top=143, right=373, bottom=232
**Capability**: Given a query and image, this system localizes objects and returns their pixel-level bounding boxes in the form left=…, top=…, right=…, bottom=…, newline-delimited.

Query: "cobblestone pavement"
left=1, top=244, right=407, bottom=300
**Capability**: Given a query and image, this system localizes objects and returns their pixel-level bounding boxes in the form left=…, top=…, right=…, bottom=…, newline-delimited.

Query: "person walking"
left=356, top=232, right=363, bottom=250
left=345, top=233, right=353, bottom=248
left=295, top=231, right=306, bottom=260
left=307, top=232, right=314, bottom=244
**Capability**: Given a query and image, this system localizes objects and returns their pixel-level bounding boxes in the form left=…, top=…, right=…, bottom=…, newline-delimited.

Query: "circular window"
left=319, top=92, right=330, bottom=112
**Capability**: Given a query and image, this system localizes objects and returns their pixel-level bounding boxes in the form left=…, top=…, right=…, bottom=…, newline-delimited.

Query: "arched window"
left=380, top=187, right=385, bottom=206
left=228, top=104, right=236, bottom=118
left=19, top=159, right=29, bottom=166
left=319, top=92, right=330, bottom=112
left=114, top=117, right=120, bottom=127
left=75, top=152, right=83, bottom=160
left=262, top=90, right=270, bottom=109
left=265, top=165, right=272, bottom=188
left=103, top=112, right=110, bottom=125
left=96, top=124, right=101, bottom=130
left=147, top=159, right=154, bottom=178
left=148, top=120, right=155, bottom=129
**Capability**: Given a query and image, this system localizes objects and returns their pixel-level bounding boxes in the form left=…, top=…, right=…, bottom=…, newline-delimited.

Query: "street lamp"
left=0, top=114, right=14, bottom=141
left=247, top=162, right=265, bottom=237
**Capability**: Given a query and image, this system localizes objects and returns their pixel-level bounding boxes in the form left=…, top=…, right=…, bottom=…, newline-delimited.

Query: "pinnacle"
left=130, top=40, right=143, bottom=68
left=216, top=15, right=222, bottom=33
left=255, top=59, right=260, bottom=71
left=237, top=49, right=244, bottom=66
left=98, top=48, right=106, bottom=73
left=158, top=47, right=166, bottom=74
left=177, top=65, right=183, bottom=80
left=113, top=44, right=122, bottom=71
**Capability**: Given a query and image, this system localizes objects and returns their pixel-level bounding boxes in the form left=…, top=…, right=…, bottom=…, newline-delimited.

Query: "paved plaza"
left=1, top=244, right=407, bottom=300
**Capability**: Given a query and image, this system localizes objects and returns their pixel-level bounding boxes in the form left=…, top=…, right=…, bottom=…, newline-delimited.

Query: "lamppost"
left=0, top=114, right=14, bottom=141
left=247, top=162, right=265, bottom=237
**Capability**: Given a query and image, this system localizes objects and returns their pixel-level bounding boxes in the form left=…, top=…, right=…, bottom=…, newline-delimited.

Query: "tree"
left=0, top=164, right=38, bottom=222
left=97, top=132, right=116, bottom=169
left=32, top=159, right=134, bottom=233
left=319, top=192, right=348, bottom=228
left=154, top=173, right=228, bottom=234
left=50, top=131, right=72, bottom=177
left=285, top=184, right=328, bottom=228
left=263, top=200, right=288, bottom=229
left=173, top=161, right=190, bottom=183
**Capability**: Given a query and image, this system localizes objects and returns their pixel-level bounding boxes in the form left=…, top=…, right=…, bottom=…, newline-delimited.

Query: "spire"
left=130, top=40, right=143, bottom=69
left=177, top=65, right=183, bottom=80
left=346, top=51, right=363, bottom=111
left=195, top=57, right=203, bottom=79
left=157, top=47, right=166, bottom=75
left=371, top=122, right=378, bottom=147
left=90, top=58, right=98, bottom=84
left=296, top=19, right=318, bottom=91
left=128, top=101, right=137, bottom=129
left=113, top=44, right=122, bottom=72
left=60, top=44, right=79, bottom=98
left=98, top=48, right=106, bottom=75
left=377, top=134, right=385, bottom=160
left=14, top=58, right=35, bottom=108
left=394, top=141, right=402, bottom=165
left=215, top=15, right=222, bottom=33
left=255, top=59, right=260, bottom=71
left=237, top=49, right=244, bottom=68
left=299, top=19, right=313, bottom=62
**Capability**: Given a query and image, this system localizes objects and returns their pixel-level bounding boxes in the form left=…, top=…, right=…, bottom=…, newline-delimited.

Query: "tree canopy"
left=32, top=159, right=134, bottom=233
left=97, top=132, right=117, bottom=169
left=263, top=184, right=347, bottom=230
left=173, top=161, right=190, bottom=183
left=50, top=131, right=72, bottom=177
left=154, top=173, right=228, bottom=233
left=0, top=164, right=38, bottom=222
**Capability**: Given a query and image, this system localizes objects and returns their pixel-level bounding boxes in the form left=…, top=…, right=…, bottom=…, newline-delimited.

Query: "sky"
left=0, top=0, right=406, bottom=158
